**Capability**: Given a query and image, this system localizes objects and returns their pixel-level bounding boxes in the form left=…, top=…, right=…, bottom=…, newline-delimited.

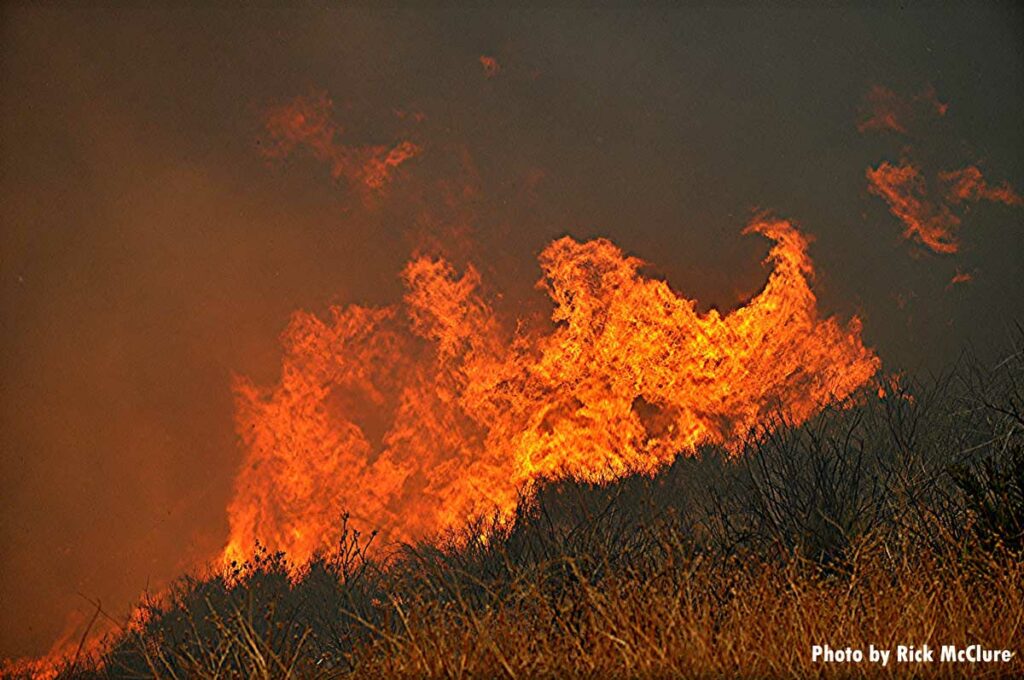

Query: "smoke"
left=3, top=3, right=1023, bottom=666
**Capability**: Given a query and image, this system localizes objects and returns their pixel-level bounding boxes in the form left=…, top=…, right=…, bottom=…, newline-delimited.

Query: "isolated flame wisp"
left=479, top=55, right=501, bottom=78
left=940, top=166, right=1023, bottom=207
left=867, top=161, right=1023, bottom=255
left=261, top=91, right=421, bottom=193
left=224, top=217, right=880, bottom=566
left=856, top=83, right=947, bottom=135
left=866, top=161, right=962, bottom=254
left=859, top=85, right=1021, bottom=258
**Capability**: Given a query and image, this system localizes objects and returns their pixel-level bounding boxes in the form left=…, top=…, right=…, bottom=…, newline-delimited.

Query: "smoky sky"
left=2, top=3, right=1022, bottom=659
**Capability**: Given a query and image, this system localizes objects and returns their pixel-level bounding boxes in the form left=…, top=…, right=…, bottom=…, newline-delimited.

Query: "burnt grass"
left=16, top=333, right=1024, bottom=679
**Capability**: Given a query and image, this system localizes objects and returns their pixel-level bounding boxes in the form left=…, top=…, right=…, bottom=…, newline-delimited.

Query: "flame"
left=223, top=217, right=879, bottom=566
left=867, top=161, right=1023, bottom=255
left=857, top=85, right=909, bottom=134
left=261, top=91, right=421, bottom=193
left=861, top=85, right=1020, bottom=258
left=2, top=607, right=113, bottom=680
left=479, top=55, right=501, bottom=79
left=866, top=161, right=961, bottom=254
left=947, top=269, right=974, bottom=289
left=857, top=84, right=947, bottom=135
left=940, top=166, right=1023, bottom=207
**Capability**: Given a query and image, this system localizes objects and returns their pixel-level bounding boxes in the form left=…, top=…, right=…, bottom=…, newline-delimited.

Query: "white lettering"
left=897, top=645, right=933, bottom=662
left=812, top=645, right=863, bottom=663
left=869, top=645, right=890, bottom=667
left=939, top=645, right=1015, bottom=663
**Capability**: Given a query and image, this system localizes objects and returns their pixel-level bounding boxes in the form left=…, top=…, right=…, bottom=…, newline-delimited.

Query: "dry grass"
left=68, top=531, right=1022, bottom=679
left=7, top=335, right=1023, bottom=680
left=343, top=540, right=1023, bottom=679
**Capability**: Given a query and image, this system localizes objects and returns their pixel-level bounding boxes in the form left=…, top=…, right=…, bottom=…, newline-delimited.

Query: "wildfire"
left=867, top=161, right=1023, bottom=255
left=856, top=83, right=947, bottom=135
left=940, top=166, right=1023, bottom=207
left=860, top=85, right=1021, bottom=257
left=479, top=55, right=501, bottom=78
left=866, top=161, right=961, bottom=254
left=947, top=269, right=974, bottom=289
left=261, top=91, right=421, bottom=194
left=223, top=217, right=879, bottom=566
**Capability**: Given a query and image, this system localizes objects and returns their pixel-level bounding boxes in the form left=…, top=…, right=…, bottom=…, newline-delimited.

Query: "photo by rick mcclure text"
left=813, top=644, right=1016, bottom=666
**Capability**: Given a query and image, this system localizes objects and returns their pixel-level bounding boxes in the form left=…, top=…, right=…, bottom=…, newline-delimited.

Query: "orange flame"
left=2, top=606, right=114, bottom=680
left=261, top=91, right=420, bottom=193
left=856, top=83, right=947, bottom=135
left=947, top=269, right=974, bottom=289
left=857, top=85, right=909, bottom=134
left=867, top=161, right=1023, bottom=255
left=479, top=55, right=501, bottom=79
left=940, top=166, right=1023, bottom=207
left=223, top=217, right=879, bottom=566
left=866, top=161, right=962, bottom=254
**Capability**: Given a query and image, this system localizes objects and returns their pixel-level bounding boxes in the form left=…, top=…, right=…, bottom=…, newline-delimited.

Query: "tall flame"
left=224, top=217, right=879, bottom=565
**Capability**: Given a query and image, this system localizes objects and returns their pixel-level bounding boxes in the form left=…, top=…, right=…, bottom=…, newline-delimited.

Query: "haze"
left=2, top=4, right=1022, bottom=659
